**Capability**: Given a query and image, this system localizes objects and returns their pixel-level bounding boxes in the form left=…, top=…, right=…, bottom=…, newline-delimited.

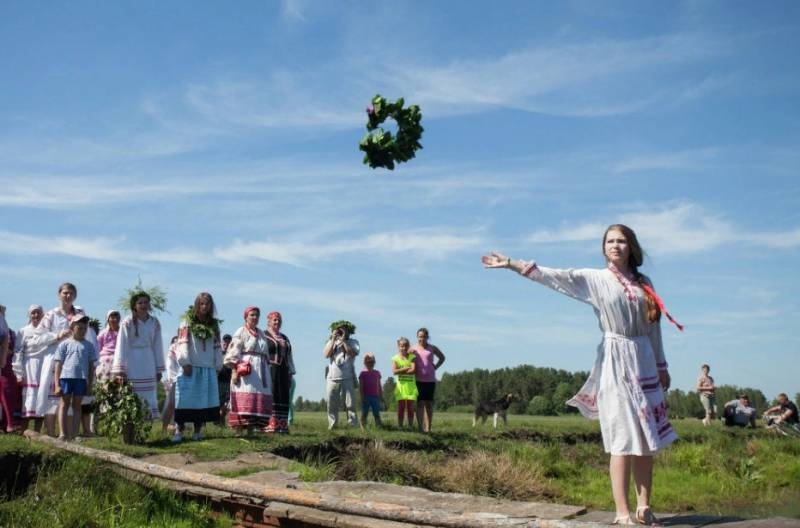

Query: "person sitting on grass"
left=358, top=353, right=383, bottom=430
left=723, top=394, right=757, bottom=428
left=53, top=315, right=97, bottom=441
left=763, top=393, right=799, bottom=427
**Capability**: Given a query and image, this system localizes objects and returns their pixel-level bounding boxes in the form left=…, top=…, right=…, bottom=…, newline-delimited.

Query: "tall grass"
left=3, top=412, right=799, bottom=519
left=0, top=451, right=231, bottom=527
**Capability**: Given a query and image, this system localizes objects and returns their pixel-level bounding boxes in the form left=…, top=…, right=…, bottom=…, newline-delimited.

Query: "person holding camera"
left=323, top=320, right=359, bottom=430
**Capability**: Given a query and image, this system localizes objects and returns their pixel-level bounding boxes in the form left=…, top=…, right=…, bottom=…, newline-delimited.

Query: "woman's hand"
left=481, top=252, right=511, bottom=269
left=182, top=364, right=193, bottom=377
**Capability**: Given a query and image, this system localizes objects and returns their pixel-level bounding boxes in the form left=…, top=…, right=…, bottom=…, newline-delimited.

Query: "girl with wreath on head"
left=13, top=305, right=59, bottom=433
left=224, top=306, right=273, bottom=436
left=111, top=291, right=165, bottom=421
left=482, top=224, right=681, bottom=526
left=264, top=311, right=294, bottom=434
left=173, top=292, right=223, bottom=443
left=41, top=282, right=98, bottom=437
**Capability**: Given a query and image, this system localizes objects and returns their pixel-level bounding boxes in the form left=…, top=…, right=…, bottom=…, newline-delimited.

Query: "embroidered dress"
left=174, top=321, right=222, bottom=425
left=111, top=315, right=164, bottom=418
left=265, top=330, right=295, bottom=433
left=392, top=353, right=418, bottom=402
left=224, top=326, right=273, bottom=429
left=519, top=262, right=677, bottom=456
left=94, top=327, right=118, bottom=384
left=13, top=323, right=58, bottom=418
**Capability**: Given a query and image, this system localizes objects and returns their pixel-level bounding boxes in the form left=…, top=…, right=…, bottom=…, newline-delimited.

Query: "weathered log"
left=26, top=432, right=540, bottom=527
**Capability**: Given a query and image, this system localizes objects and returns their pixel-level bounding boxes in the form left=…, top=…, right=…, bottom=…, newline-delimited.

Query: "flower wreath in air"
left=183, top=307, right=223, bottom=341
left=359, top=94, right=423, bottom=170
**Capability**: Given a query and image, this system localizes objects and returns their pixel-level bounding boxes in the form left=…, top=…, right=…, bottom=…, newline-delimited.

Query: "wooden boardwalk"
left=26, top=433, right=800, bottom=528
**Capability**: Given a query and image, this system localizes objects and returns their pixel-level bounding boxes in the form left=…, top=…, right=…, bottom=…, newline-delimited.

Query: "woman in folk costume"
left=111, top=291, right=164, bottom=419
left=224, top=306, right=273, bottom=436
left=41, top=282, right=97, bottom=436
left=482, top=224, right=683, bottom=526
left=0, top=307, right=23, bottom=433
left=172, top=292, right=222, bottom=443
left=13, top=305, right=61, bottom=433
left=264, top=311, right=295, bottom=434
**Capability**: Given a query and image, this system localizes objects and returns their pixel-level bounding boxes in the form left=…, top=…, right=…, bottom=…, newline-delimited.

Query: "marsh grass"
left=0, top=452, right=231, bottom=527
left=3, top=412, right=799, bottom=519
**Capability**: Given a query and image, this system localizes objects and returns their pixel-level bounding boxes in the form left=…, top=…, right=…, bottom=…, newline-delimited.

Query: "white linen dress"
left=520, top=262, right=678, bottom=456
left=13, top=323, right=58, bottom=418
left=111, top=315, right=165, bottom=418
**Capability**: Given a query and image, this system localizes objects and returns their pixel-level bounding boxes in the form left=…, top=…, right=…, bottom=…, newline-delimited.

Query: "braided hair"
left=603, top=224, right=660, bottom=324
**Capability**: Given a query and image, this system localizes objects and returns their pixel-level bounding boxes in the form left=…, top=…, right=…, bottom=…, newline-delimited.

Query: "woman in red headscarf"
left=224, top=306, right=273, bottom=436
left=264, top=311, right=295, bottom=433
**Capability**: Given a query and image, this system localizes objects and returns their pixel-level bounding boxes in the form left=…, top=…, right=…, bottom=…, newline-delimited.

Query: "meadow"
left=1, top=411, right=798, bottom=527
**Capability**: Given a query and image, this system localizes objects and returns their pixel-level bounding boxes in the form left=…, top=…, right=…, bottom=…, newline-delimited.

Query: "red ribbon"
left=639, top=282, right=684, bottom=332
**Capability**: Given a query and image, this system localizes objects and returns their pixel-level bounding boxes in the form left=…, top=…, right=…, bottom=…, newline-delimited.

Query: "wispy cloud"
left=380, top=33, right=729, bottom=117
left=525, top=202, right=800, bottom=254
left=611, top=148, right=720, bottom=174
left=216, top=227, right=486, bottom=266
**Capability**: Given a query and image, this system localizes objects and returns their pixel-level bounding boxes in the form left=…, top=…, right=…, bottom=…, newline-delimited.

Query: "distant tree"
left=382, top=376, right=397, bottom=411
left=528, top=395, right=555, bottom=416
left=551, top=382, right=576, bottom=414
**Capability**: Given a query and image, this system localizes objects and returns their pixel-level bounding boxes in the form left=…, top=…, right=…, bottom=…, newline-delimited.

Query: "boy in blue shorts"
left=54, top=315, right=97, bottom=440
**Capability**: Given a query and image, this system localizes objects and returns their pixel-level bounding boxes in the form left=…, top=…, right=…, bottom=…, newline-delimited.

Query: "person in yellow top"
left=391, top=337, right=417, bottom=428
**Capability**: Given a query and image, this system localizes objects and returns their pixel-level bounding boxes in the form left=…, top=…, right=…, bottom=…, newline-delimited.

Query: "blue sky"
left=1, top=1, right=798, bottom=404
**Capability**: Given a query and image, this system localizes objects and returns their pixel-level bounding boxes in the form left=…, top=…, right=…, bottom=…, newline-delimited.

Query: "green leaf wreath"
left=359, top=94, right=423, bottom=170
left=183, top=307, right=222, bottom=340
left=117, top=277, right=169, bottom=315
left=93, top=380, right=152, bottom=444
left=329, top=320, right=356, bottom=335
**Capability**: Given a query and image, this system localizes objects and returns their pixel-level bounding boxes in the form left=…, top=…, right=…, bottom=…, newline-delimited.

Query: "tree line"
left=292, top=365, right=797, bottom=418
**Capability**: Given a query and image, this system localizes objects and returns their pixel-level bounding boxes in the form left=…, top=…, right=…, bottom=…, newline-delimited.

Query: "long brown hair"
left=603, top=224, right=660, bottom=324
left=192, top=292, right=220, bottom=338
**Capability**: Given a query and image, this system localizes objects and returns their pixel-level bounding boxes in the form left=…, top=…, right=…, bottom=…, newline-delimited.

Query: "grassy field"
left=2, top=411, right=799, bottom=524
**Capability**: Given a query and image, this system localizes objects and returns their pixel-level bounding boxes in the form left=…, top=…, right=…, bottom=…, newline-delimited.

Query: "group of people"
left=696, top=363, right=797, bottom=429
left=323, top=323, right=446, bottom=432
left=1, top=223, right=796, bottom=526
left=0, top=286, right=296, bottom=443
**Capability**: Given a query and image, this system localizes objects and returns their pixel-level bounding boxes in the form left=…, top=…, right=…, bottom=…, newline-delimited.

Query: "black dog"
left=473, top=393, right=516, bottom=428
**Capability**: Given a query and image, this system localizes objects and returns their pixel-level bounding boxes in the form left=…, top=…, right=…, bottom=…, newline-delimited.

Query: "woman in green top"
left=391, top=337, right=417, bottom=428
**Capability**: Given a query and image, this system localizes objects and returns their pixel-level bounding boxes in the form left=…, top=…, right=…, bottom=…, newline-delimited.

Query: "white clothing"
left=13, top=323, right=58, bottom=418
left=111, top=315, right=165, bottom=418
left=521, top=264, right=677, bottom=455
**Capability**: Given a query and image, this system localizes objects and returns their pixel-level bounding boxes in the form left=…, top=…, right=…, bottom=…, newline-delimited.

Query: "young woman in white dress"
left=482, top=224, right=682, bottom=526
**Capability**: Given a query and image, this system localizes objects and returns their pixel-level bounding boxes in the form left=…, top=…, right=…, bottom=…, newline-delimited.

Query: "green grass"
left=0, top=449, right=231, bottom=527
left=3, top=412, right=799, bottom=520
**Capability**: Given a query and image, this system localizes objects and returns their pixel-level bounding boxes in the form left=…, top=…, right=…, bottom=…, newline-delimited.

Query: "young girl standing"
left=112, top=292, right=165, bottom=419
left=358, top=353, right=383, bottom=430
left=173, top=292, right=222, bottom=442
left=391, top=337, right=417, bottom=428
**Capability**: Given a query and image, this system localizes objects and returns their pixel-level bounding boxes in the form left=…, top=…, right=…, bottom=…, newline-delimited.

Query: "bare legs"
left=57, top=396, right=82, bottom=440
left=416, top=400, right=433, bottom=432
left=610, top=455, right=654, bottom=521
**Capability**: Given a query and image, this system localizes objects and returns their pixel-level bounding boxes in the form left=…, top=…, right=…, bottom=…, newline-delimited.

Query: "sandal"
left=636, top=506, right=661, bottom=526
left=612, top=514, right=635, bottom=525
